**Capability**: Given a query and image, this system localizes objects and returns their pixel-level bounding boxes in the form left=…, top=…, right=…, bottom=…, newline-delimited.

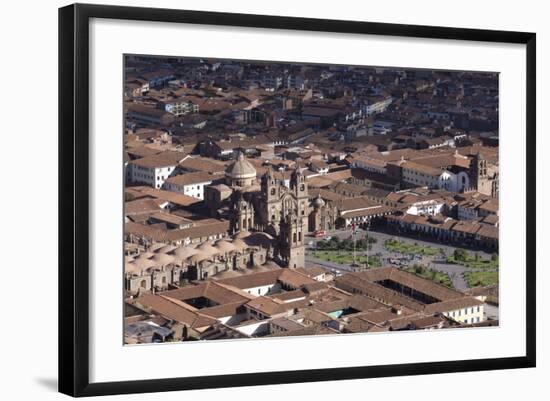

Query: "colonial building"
left=208, top=152, right=311, bottom=269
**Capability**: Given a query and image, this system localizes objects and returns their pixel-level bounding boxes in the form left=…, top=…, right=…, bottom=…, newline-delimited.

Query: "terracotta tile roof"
left=126, top=146, right=164, bottom=159
left=132, top=187, right=202, bottom=206
left=295, top=266, right=329, bottom=278
left=355, top=308, right=400, bottom=325
left=162, top=281, right=250, bottom=305
left=266, top=324, right=338, bottom=337
left=423, top=297, right=484, bottom=314
left=400, top=160, right=443, bottom=177
left=179, top=157, right=227, bottom=173
left=134, top=294, right=218, bottom=329
left=216, top=269, right=282, bottom=290
left=130, top=151, right=187, bottom=168
left=125, top=198, right=163, bottom=215
left=410, top=315, right=447, bottom=328
left=323, top=169, right=352, bottom=181
left=246, top=296, right=286, bottom=316
left=341, top=205, right=394, bottom=219
left=164, top=171, right=215, bottom=186
left=339, top=196, right=379, bottom=212
left=359, top=267, right=464, bottom=302
left=335, top=273, right=425, bottom=311
left=476, top=224, right=499, bottom=240
left=125, top=220, right=229, bottom=243
left=278, top=269, right=317, bottom=289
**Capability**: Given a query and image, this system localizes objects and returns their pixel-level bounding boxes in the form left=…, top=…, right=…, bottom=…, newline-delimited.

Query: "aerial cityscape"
left=123, top=55, right=499, bottom=344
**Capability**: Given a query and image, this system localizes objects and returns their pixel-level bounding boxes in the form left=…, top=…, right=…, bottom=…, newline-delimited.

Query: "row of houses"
left=386, top=213, right=498, bottom=251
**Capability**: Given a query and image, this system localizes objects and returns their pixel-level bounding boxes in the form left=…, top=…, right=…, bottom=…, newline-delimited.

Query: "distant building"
left=363, top=96, right=393, bottom=116
left=158, top=98, right=199, bottom=117
left=163, top=171, right=215, bottom=200
left=128, top=151, right=186, bottom=188
left=127, top=104, right=175, bottom=127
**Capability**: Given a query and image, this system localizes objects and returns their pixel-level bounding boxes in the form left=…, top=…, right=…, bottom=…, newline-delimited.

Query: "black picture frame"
left=59, top=3, right=536, bottom=397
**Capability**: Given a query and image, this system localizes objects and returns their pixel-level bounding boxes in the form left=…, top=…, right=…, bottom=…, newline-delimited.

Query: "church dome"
left=225, top=152, right=257, bottom=181
left=313, top=194, right=325, bottom=209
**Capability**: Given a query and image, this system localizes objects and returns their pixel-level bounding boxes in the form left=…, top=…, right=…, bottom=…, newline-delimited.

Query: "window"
left=140, top=280, right=147, bottom=288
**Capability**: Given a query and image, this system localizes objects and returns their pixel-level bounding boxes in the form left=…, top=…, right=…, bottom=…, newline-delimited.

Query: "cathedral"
left=205, top=152, right=311, bottom=269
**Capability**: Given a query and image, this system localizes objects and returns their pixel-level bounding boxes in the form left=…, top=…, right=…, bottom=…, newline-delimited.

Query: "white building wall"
left=442, top=304, right=485, bottom=324
left=163, top=180, right=212, bottom=199
left=352, top=159, right=387, bottom=175
left=402, top=168, right=440, bottom=188
left=406, top=201, right=445, bottom=216
left=403, top=168, right=469, bottom=193
left=458, top=206, right=478, bottom=220
left=244, top=283, right=281, bottom=296
left=154, top=166, right=175, bottom=189
left=129, top=164, right=155, bottom=187
left=129, top=164, right=178, bottom=188
left=438, top=171, right=454, bottom=191
left=234, top=321, right=270, bottom=336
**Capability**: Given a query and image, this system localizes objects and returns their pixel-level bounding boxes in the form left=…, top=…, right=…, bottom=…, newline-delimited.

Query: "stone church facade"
left=258, top=168, right=310, bottom=268
left=217, top=152, right=311, bottom=269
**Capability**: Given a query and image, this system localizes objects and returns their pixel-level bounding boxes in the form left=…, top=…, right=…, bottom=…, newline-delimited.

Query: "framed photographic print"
left=58, top=3, right=536, bottom=397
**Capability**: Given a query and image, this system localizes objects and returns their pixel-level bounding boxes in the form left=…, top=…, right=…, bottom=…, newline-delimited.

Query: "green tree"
left=454, top=249, right=468, bottom=261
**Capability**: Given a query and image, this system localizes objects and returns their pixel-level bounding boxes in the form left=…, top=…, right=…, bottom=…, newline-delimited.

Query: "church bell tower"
left=279, top=212, right=306, bottom=269
left=279, top=168, right=309, bottom=269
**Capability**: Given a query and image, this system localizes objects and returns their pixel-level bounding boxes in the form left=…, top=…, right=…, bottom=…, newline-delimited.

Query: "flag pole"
left=365, top=220, right=369, bottom=269
left=352, top=223, right=356, bottom=268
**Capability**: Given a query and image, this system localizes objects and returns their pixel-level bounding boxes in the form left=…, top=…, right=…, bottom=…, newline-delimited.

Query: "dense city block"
left=123, top=56, right=499, bottom=344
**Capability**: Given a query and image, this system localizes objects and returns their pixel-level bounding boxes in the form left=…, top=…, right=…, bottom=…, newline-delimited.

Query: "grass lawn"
left=463, top=271, right=499, bottom=288
left=446, top=254, right=498, bottom=269
left=384, top=239, right=441, bottom=256
left=310, top=250, right=381, bottom=267
left=405, top=265, right=454, bottom=289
